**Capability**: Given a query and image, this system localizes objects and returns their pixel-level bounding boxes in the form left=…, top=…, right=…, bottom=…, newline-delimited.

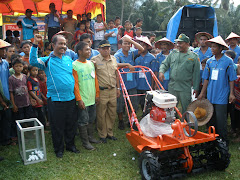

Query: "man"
left=44, top=3, right=63, bottom=43
left=51, top=31, right=76, bottom=61
left=225, top=32, right=240, bottom=63
left=30, top=34, right=79, bottom=158
left=73, top=41, right=100, bottom=150
left=135, top=37, right=156, bottom=110
left=91, top=40, right=120, bottom=143
left=194, top=32, right=213, bottom=62
left=22, top=9, right=37, bottom=40
left=74, top=33, right=99, bottom=60
left=159, top=34, right=200, bottom=114
left=62, top=10, right=77, bottom=36
left=155, top=37, right=174, bottom=90
left=114, top=35, right=144, bottom=130
left=0, top=39, right=12, bottom=149
left=198, top=36, right=237, bottom=144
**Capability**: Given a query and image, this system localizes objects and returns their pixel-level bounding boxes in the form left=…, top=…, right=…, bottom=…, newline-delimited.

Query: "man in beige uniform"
left=91, top=40, right=120, bottom=143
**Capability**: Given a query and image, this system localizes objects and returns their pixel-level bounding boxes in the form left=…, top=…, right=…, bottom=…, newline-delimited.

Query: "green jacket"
left=159, top=49, right=200, bottom=92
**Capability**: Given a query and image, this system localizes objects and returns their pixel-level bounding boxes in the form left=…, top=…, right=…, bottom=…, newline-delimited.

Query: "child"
left=37, top=69, right=48, bottom=125
left=27, top=65, right=46, bottom=127
left=86, top=20, right=94, bottom=45
left=119, top=20, right=135, bottom=38
left=94, top=14, right=107, bottom=49
left=9, top=58, right=34, bottom=120
left=44, top=42, right=51, bottom=57
left=22, top=61, right=29, bottom=76
left=74, top=22, right=86, bottom=45
left=12, top=31, right=21, bottom=53
left=134, top=27, right=143, bottom=40
left=20, top=41, right=32, bottom=64
left=30, top=29, right=44, bottom=57
left=73, top=41, right=100, bottom=150
left=104, top=20, right=118, bottom=53
left=4, top=30, right=13, bottom=44
left=148, top=33, right=156, bottom=46
left=5, top=46, right=15, bottom=68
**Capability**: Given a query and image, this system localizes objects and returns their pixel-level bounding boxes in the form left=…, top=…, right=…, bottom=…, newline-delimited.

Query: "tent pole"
left=34, top=2, right=38, bottom=16
left=61, top=0, right=63, bottom=14
left=5, top=3, right=13, bottom=14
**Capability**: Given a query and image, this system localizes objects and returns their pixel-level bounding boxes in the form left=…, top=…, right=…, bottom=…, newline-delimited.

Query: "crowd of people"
left=0, top=2, right=240, bottom=161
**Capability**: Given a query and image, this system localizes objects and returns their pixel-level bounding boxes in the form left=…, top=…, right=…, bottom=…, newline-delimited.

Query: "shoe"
left=66, top=146, right=80, bottom=153
left=118, top=120, right=125, bottom=130
left=99, top=138, right=107, bottom=143
left=0, top=156, right=4, bottom=161
left=56, top=151, right=63, bottom=158
left=107, top=136, right=117, bottom=141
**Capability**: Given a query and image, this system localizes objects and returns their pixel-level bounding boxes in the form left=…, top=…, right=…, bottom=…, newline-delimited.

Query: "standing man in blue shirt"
left=135, top=37, right=156, bottom=110
left=198, top=36, right=237, bottom=144
left=22, top=9, right=38, bottom=41
left=0, top=39, right=12, bottom=148
left=74, top=33, right=99, bottom=60
left=44, top=3, right=63, bottom=43
left=114, top=35, right=144, bottom=130
left=104, top=20, right=118, bottom=53
left=30, top=34, right=79, bottom=158
left=155, top=37, right=174, bottom=90
left=225, top=32, right=240, bottom=64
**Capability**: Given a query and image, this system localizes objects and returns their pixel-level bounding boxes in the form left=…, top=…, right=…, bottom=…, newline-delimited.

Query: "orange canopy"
left=0, top=0, right=105, bottom=19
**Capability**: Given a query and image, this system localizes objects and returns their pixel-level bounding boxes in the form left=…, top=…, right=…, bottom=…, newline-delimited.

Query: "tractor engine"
left=143, top=90, right=177, bottom=124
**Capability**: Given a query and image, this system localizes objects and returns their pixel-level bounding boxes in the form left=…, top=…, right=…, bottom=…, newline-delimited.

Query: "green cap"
left=175, top=34, right=190, bottom=43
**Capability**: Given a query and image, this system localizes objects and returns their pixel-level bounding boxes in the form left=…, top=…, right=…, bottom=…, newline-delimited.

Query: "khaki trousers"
left=97, top=88, right=117, bottom=138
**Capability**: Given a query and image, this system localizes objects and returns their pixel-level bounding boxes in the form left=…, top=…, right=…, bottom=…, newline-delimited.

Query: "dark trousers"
left=33, top=107, right=46, bottom=127
left=14, top=105, right=35, bottom=120
left=47, top=98, right=77, bottom=153
left=0, top=109, right=12, bottom=145
left=48, top=27, right=60, bottom=43
left=208, top=104, right=228, bottom=142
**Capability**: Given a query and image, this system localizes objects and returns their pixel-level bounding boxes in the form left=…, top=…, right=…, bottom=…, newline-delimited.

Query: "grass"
left=0, top=116, right=240, bottom=180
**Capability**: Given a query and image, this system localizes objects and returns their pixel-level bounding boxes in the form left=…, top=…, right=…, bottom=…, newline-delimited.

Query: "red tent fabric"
left=0, top=0, right=105, bottom=17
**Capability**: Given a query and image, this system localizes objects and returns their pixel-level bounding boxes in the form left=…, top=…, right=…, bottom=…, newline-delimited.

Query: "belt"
left=99, top=86, right=115, bottom=90
left=48, top=27, right=60, bottom=29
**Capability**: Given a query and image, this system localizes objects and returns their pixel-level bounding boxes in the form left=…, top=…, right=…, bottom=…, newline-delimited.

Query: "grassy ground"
left=0, top=118, right=240, bottom=180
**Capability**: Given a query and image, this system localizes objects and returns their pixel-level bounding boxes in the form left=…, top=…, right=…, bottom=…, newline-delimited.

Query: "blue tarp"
left=166, top=4, right=218, bottom=42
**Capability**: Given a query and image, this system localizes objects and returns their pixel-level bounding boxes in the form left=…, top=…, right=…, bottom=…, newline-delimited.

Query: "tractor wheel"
left=207, top=138, right=231, bottom=171
left=139, top=151, right=159, bottom=180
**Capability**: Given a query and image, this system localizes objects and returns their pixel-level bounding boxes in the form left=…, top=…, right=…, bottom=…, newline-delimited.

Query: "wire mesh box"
left=16, top=118, right=47, bottom=165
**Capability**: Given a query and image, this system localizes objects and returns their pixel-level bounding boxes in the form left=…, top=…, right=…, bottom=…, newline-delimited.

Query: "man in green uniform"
left=159, top=34, right=200, bottom=113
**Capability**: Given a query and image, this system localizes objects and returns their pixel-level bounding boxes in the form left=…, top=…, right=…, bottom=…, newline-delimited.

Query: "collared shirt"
left=0, top=59, right=10, bottom=100
left=194, top=47, right=212, bottom=62
left=202, top=54, right=237, bottom=104
left=74, top=48, right=99, bottom=61
left=135, top=52, right=156, bottom=90
left=159, top=49, right=200, bottom=92
left=45, top=13, right=62, bottom=28
left=155, top=52, right=169, bottom=80
left=30, top=46, right=75, bottom=102
left=114, top=49, right=139, bottom=90
left=105, top=28, right=118, bottom=45
left=229, top=45, right=240, bottom=64
left=22, top=17, right=38, bottom=40
left=91, top=54, right=118, bottom=88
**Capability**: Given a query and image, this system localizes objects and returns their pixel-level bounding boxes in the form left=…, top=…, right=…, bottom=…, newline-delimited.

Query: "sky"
left=156, top=0, right=240, bottom=7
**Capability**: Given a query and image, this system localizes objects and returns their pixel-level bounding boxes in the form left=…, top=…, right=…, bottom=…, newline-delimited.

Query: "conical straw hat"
left=206, top=36, right=229, bottom=50
left=155, top=37, right=174, bottom=50
left=0, top=39, right=11, bottom=48
left=225, top=32, right=240, bottom=41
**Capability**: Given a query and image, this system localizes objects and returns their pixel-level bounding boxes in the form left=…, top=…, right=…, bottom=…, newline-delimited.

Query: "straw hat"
left=52, top=31, right=73, bottom=42
left=187, top=99, right=213, bottom=126
left=0, top=39, right=11, bottom=49
left=155, top=37, right=174, bottom=50
left=134, top=36, right=152, bottom=49
left=195, top=32, right=213, bottom=42
left=206, top=36, right=229, bottom=50
left=225, top=32, right=240, bottom=41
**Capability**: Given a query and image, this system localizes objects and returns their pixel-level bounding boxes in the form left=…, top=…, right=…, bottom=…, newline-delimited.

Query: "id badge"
left=211, top=69, right=219, bottom=80
left=54, top=17, right=59, bottom=22
left=127, top=73, right=133, bottom=81
left=91, top=71, right=95, bottom=78
left=139, top=72, right=145, bottom=78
